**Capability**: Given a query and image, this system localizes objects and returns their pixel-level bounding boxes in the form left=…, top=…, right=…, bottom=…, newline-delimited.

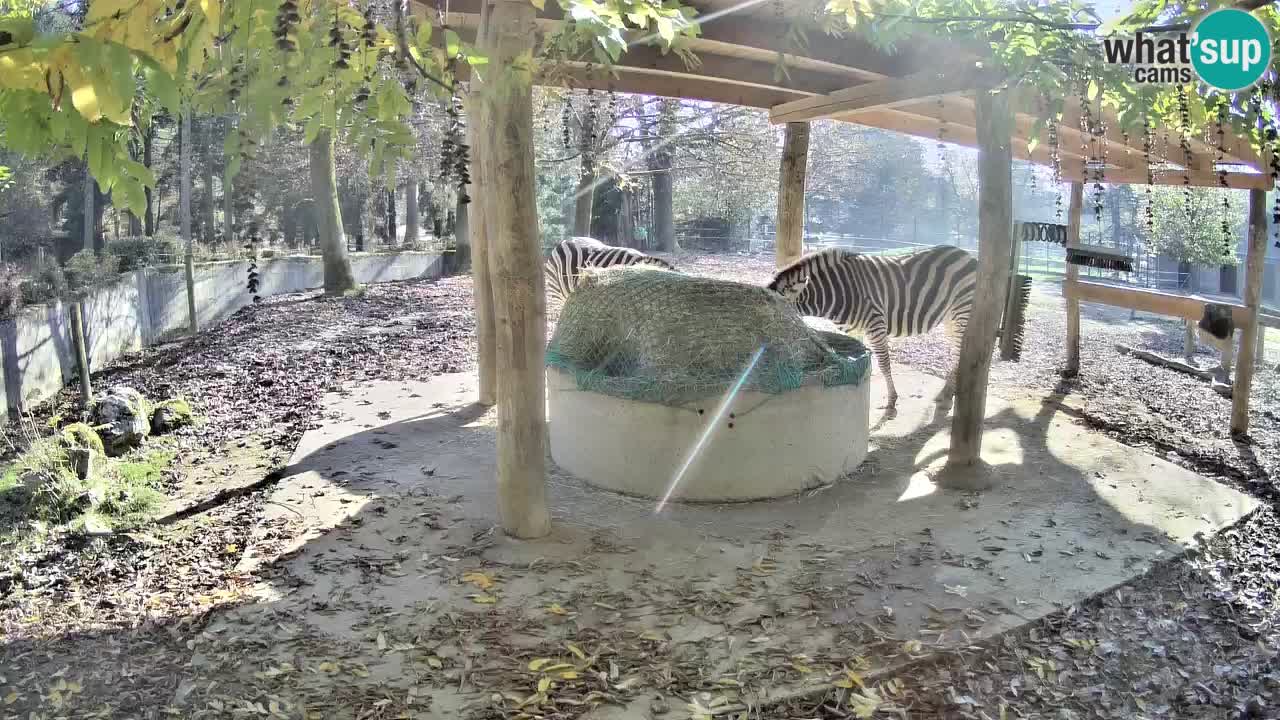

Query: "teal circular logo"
left=1191, top=8, right=1272, bottom=91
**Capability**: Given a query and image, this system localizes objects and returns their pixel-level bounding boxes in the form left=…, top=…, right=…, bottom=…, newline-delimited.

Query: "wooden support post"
left=1258, top=327, right=1267, bottom=366
left=69, top=300, right=92, bottom=405
left=998, top=213, right=1023, bottom=361
left=1231, top=188, right=1267, bottom=436
left=775, top=122, right=810, bottom=268
left=468, top=2, right=497, bottom=406
left=944, top=88, right=1012, bottom=483
left=1063, top=182, right=1084, bottom=377
left=479, top=0, right=551, bottom=538
left=1183, top=320, right=1196, bottom=361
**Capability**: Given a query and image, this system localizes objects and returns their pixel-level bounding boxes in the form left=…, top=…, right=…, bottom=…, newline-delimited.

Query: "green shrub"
left=0, top=264, right=23, bottom=320
left=64, top=250, right=120, bottom=294
left=19, top=259, right=66, bottom=305
left=107, top=236, right=180, bottom=272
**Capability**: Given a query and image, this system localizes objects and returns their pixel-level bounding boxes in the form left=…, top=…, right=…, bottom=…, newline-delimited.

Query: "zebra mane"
left=768, top=248, right=854, bottom=291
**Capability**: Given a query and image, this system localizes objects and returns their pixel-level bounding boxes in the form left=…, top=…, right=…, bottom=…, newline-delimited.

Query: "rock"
left=60, top=422, right=105, bottom=456
left=70, top=487, right=102, bottom=514
left=151, top=397, right=195, bottom=434
left=68, top=447, right=94, bottom=481
left=92, top=386, right=151, bottom=456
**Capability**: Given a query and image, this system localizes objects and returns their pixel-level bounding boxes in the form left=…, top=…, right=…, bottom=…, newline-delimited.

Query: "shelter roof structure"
left=437, top=0, right=1269, bottom=189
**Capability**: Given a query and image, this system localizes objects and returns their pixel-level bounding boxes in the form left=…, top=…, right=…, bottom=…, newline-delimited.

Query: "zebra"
left=544, top=237, right=676, bottom=302
left=767, top=245, right=977, bottom=412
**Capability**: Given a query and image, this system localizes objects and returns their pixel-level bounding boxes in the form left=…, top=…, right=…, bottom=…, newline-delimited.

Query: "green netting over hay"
left=546, top=266, right=872, bottom=406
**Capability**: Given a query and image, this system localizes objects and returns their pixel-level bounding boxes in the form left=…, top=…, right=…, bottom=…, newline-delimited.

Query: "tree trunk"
left=310, top=129, right=358, bottom=295
left=180, top=110, right=198, bottom=333
left=223, top=164, right=234, bottom=244
left=775, top=121, right=810, bottom=268
left=619, top=188, right=635, bottom=247
left=201, top=124, right=216, bottom=245
left=143, top=124, right=155, bottom=236
left=386, top=187, right=398, bottom=244
left=944, top=88, right=1013, bottom=483
left=453, top=192, right=471, bottom=273
left=650, top=99, right=677, bottom=253
left=478, top=0, right=550, bottom=539
left=1231, top=188, right=1268, bottom=435
left=467, top=1, right=497, bottom=405
left=572, top=108, right=596, bottom=237
left=82, top=167, right=95, bottom=254
left=405, top=176, right=420, bottom=245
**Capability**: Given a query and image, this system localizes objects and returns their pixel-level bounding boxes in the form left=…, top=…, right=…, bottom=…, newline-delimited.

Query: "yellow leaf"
left=530, top=0, right=545, bottom=9
left=546, top=603, right=569, bottom=615
left=537, top=676, right=552, bottom=694
left=462, top=571, right=496, bottom=590
left=470, top=593, right=497, bottom=604
left=3, top=691, right=17, bottom=705
left=317, top=661, right=338, bottom=674
left=559, top=671, right=579, bottom=680
left=528, top=658, right=553, bottom=672
left=566, top=643, right=586, bottom=660
left=224, top=544, right=239, bottom=554
left=426, top=657, right=443, bottom=670
left=791, top=662, right=813, bottom=674
left=833, top=670, right=864, bottom=689
left=0, top=50, right=46, bottom=93
left=349, top=664, right=370, bottom=678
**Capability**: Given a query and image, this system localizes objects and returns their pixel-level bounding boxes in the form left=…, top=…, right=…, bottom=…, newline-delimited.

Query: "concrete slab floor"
left=220, top=369, right=1258, bottom=718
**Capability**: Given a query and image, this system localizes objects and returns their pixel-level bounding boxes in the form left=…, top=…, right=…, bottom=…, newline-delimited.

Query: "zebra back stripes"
left=767, top=245, right=977, bottom=409
left=545, top=237, right=676, bottom=302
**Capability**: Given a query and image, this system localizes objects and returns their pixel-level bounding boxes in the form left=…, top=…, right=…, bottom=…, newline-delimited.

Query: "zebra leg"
left=937, top=310, right=968, bottom=409
left=868, top=328, right=897, bottom=411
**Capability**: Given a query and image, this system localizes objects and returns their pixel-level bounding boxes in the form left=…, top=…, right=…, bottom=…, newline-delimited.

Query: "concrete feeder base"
left=547, top=367, right=870, bottom=502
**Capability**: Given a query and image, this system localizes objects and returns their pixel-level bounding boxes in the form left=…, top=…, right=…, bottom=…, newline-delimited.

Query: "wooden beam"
left=480, top=0, right=551, bottom=539
left=438, top=0, right=918, bottom=81
left=1058, top=158, right=1272, bottom=190
left=1063, top=280, right=1252, bottom=325
left=769, top=66, right=987, bottom=125
left=1063, top=182, right=1084, bottom=377
left=1231, top=186, right=1268, bottom=436
left=776, top=122, right=810, bottom=268
left=548, top=65, right=808, bottom=110
left=944, top=87, right=1013, bottom=482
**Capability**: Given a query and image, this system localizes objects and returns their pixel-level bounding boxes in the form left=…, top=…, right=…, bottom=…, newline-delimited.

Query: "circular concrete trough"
left=547, top=368, right=870, bottom=502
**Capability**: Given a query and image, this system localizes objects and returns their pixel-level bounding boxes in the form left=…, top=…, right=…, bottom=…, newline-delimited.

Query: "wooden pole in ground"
left=1063, top=182, right=1084, bottom=377
left=943, top=87, right=1012, bottom=482
left=468, top=1, right=497, bottom=407
left=1183, top=320, right=1196, bottom=361
left=775, top=122, right=810, bottom=268
left=1231, top=187, right=1268, bottom=435
left=69, top=300, right=92, bottom=405
left=998, top=216, right=1024, bottom=361
left=479, top=0, right=550, bottom=538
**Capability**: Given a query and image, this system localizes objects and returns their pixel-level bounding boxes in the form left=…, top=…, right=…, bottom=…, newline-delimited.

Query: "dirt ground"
left=1, top=251, right=1278, bottom=720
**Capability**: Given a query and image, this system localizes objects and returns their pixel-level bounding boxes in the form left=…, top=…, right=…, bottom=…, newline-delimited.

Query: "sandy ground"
left=1, top=251, right=1277, bottom=720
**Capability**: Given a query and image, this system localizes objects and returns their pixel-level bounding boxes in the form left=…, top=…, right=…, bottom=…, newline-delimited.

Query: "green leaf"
left=415, top=19, right=432, bottom=48
left=445, top=29, right=460, bottom=57
left=303, top=114, right=323, bottom=145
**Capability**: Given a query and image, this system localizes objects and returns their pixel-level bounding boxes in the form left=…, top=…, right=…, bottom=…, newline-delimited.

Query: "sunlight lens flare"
left=654, top=345, right=767, bottom=514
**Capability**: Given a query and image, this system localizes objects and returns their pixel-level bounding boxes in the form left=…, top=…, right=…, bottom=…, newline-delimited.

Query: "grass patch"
left=0, top=430, right=177, bottom=538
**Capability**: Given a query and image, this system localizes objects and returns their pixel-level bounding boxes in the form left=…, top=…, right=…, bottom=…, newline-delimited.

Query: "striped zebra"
left=767, top=245, right=977, bottom=412
left=545, top=237, right=676, bottom=302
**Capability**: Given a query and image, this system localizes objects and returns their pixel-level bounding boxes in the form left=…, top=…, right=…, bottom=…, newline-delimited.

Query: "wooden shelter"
left=437, top=0, right=1273, bottom=536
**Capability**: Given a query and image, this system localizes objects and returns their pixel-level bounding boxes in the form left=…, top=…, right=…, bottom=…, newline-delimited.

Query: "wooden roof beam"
left=1059, top=157, right=1270, bottom=190
left=768, top=66, right=992, bottom=125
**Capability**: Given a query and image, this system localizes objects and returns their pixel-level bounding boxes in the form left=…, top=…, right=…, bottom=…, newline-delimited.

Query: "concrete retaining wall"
left=0, top=252, right=442, bottom=417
